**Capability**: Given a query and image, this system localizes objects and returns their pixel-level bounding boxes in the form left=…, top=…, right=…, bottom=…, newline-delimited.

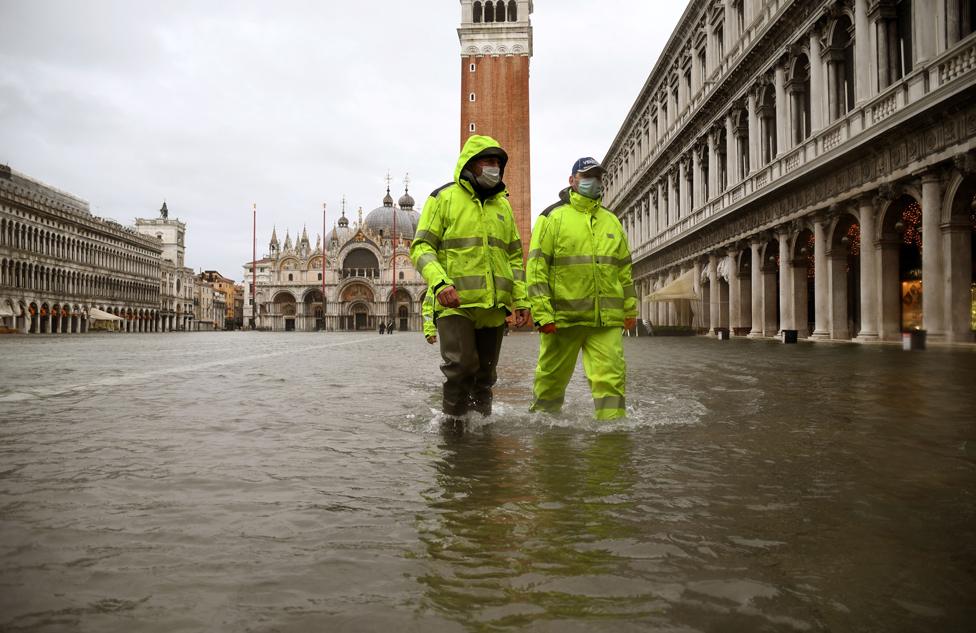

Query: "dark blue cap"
left=572, top=157, right=604, bottom=175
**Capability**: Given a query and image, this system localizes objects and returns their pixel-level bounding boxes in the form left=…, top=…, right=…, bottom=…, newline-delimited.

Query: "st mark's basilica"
left=242, top=185, right=427, bottom=332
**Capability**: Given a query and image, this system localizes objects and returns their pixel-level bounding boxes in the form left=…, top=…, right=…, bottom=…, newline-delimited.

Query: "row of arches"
left=0, top=258, right=159, bottom=304
left=1, top=217, right=159, bottom=278
left=0, top=299, right=190, bottom=334
left=645, top=171, right=976, bottom=342
left=257, top=283, right=425, bottom=332
left=472, top=1, right=517, bottom=24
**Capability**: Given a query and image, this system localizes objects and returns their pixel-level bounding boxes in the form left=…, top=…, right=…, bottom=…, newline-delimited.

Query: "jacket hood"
left=455, top=135, right=509, bottom=196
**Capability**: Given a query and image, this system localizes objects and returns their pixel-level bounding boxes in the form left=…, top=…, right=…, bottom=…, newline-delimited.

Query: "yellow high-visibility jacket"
left=410, top=135, right=529, bottom=317
left=527, top=187, right=637, bottom=328
left=422, top=292, right=436, bottom=338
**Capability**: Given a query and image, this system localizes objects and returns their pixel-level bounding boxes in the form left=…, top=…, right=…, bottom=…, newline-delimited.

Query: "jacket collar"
left=561, top=187, right=601, bottom=215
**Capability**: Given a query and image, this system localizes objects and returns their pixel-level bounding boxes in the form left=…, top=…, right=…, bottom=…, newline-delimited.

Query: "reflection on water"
left=0, top=332, right=974, bottom=631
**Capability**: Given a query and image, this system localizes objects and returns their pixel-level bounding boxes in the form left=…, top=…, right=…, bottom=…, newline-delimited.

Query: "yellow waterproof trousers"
left=530, top=326, right=627, bottom=420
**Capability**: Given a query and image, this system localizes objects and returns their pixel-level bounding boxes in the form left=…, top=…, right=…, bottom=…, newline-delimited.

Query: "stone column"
left=692, top=150, right=702, bottom=209
left=775, top=62, right=789, bottom=155
left=778, top=227, right=794, bottom=332
left=747, top=90, right=760, bottom=173
left=826, top=54, right=840, bottom=121
left=914, top=0, right=937, bottom=63
left=749, top=238, right=764, bottom=336
left=678, top=158, right=688, bottom=219
left=657, top=180, right=666, bottom=228
left=727, top=247, right=740, bottom=333
left=791, top=253, right=810, bottom=337
left=668, top=169, right=678, bottom=222
left=707, top=131, right=718, bottom=200
left=811, top=213, right=830, bottom=338
left=879, top=236, right=902, bottom=340
left=921, top=170, right=945, bottom=339
left=725, top=113, right=739, bottom=184
left=855, top=0, right=873, bottom=101
left=708, top=253, right=719, bottom=335
left=724, top=0, right=736, bottom=46
left=947, top=0, right=961, bottom=47
left=692, top=261, right=702, bottom=329
left=856, top=195, right=880, bottom=340
left=943, top=219, right=973, bottom=342
left=809, top=27, right=825, bottom=133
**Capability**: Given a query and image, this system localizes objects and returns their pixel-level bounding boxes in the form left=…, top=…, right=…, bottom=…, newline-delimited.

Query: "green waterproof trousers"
left=530, top=326, right=627, bottom=420
left=436, top=308, right=507, bottom=418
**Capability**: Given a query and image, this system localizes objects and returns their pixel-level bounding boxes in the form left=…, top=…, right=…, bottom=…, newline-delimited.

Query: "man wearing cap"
left=411, top=135, right=531, bottom=421
left=526, top=157, right=637, bottom=420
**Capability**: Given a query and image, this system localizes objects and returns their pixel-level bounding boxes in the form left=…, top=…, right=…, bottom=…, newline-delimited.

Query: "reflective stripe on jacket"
left=527, top=187, right=637, bottom=328
left=410, top=135, right=528, bottom=316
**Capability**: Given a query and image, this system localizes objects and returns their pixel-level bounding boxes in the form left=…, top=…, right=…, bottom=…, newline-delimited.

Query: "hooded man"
left=527, top=157, right=637, bottom=420
left=410, top=135, right=531, bottom=420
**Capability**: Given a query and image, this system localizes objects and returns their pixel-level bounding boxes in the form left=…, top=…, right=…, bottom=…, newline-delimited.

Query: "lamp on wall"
left=841, top=235, right=850, bottom=247
left=894, top=220, right=905, bottom=233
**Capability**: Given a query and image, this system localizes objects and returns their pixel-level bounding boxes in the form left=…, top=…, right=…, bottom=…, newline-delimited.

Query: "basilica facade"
left=242, top=188, right=428, bottom=332
left=604, top=0, right=976, bottom=343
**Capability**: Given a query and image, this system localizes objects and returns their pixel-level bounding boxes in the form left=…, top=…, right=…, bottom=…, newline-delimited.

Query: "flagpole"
left=251, top=203, right=256, bottom=330
left=322, top=202, right=326, bottom=330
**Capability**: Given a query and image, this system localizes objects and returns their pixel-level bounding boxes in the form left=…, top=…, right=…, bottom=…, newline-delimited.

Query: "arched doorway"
left=878, top=194, right=923, bottom=338
left=305, top=290, right=325, bottom=331
left=760, top=238, right=780, bottom=336
left=340, top=282, right=374, bottom=330
left=943, top=171, right=976, bottom=341
left=273, top=291, right=297, bottom=331
left=791, top=228, right=815, bottom=336
left=828, top=213, right=861, bottom=339
left=388, top=288, right=412, bottom=332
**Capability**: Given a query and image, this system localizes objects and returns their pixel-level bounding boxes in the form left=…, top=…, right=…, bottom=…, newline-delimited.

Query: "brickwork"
left=460, top=56, right=531, bottom=261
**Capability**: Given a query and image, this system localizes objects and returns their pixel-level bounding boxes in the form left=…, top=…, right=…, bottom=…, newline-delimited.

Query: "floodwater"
left=0, top=332, right=974, bottom=632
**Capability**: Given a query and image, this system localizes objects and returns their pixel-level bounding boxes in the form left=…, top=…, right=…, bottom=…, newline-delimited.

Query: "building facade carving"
left=243, top=188, right=427, bottom=332
left=1, top=166, right=166, bottom=334
left=605, top=0, right=976, bottom=343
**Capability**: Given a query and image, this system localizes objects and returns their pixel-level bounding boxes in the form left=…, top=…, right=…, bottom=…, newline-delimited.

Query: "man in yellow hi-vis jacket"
left=527, top=157, right=637, bottom=420
left=411, top=135, right=531, bottom=419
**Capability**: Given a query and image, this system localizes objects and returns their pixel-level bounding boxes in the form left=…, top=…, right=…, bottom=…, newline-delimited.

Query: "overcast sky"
left=0, top=1, right=685, bottom=281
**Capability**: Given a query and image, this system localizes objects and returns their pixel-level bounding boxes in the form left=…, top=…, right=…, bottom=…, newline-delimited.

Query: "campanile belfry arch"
left=458, top=0, right=533, bottom=261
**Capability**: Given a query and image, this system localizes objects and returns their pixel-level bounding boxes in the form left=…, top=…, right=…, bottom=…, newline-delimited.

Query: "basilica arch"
left=339, top=281, right=374, bottom=331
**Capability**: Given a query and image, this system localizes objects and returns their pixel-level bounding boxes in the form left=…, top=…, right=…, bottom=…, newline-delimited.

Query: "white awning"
left=0, top=304, right=14, bottom=317
left=88, top=307, right=124, bottom=321
left=648, top=269, right=700, bottom=302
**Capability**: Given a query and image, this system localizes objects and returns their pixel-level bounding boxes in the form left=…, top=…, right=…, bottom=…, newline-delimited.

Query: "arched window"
left=828, top=16, right=855, bottom=120
left=484, top=1, right=494, bottom=23
left=288, top=273, right=293, bottom=281
left=399, top=271, right=405, bottom=280
left=508, top=0, right=517, bottom=21
left=473, top=1, right=482, bottom=23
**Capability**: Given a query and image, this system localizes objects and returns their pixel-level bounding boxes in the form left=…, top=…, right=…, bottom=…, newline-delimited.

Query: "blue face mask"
left=577, top=177, right=603, bottom=199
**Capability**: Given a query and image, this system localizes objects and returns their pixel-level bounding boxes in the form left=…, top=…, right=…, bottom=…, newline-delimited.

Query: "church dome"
left=364, top=205, right=416, bottom=239
left=398, top=191, right=415, bottom=209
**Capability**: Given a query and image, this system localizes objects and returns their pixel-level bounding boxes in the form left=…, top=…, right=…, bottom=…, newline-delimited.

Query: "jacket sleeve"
left=422, top=293, right=436, bottom=337
left=526, top=214, right=555, bottom=326
left=508, top=209, right=530, bottom=311
left=410, top=194, right=453, bottom=292
left=616, top=224, right=638, bottom=319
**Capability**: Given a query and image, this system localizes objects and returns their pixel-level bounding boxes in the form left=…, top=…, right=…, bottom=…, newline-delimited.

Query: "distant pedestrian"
left=527, top=157, right=637, bottom=420
left=379, top=321, right=386, bottom=335
left=410, top=134, right=530, bottom=420
left=387, top=320, right=395, bottom=333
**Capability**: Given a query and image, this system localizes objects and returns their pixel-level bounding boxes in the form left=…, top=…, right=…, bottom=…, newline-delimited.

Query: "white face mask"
left=577, top=176, right=603, bottom=199
left=476, top=166, right=501, bottom=188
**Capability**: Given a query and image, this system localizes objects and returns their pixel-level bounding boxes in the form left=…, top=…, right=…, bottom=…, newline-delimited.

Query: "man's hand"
left=538, top=323, right=557, bottom=334
left=513, top=309, right=530, bottom=328
left=623, top=318, right=637, bottom=331
left=437, top=285, right=460, bottom=308
left=426, top=335, right=437, bottom=344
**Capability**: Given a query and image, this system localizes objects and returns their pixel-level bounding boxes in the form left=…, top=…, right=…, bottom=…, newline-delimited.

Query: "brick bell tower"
left=458, top=0, right=532, bottom=261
